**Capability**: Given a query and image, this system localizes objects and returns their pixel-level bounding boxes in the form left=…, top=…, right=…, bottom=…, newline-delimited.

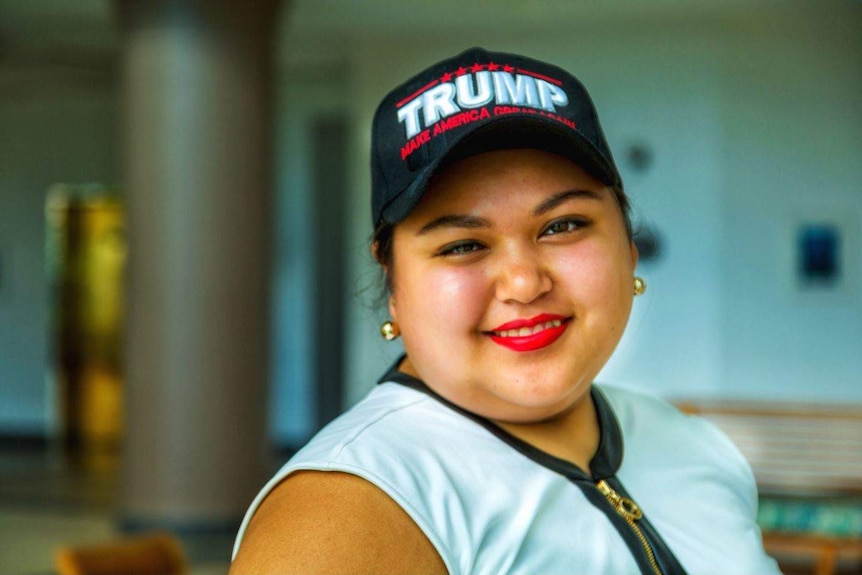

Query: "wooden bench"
left=675, top=400, right=862, bottom=575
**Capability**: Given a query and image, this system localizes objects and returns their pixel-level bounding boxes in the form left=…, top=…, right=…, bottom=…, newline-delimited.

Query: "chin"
left=488, top=399, right=575, bottom=425
left=496, top=381, right=584, bottom=414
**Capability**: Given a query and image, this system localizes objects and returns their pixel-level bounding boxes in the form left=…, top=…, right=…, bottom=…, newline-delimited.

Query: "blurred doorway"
left=311, top=117, right=348, bottom=430
left=46, top=186, right=126, bottom=470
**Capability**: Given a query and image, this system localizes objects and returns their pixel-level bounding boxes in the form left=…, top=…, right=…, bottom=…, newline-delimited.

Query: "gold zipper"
left=596, top=480, right=663, bottom=575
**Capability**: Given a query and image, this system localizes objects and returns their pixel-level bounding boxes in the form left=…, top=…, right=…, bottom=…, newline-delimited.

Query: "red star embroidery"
left=455, top=66, right=468, bottom=76
left=487, top=62, right=500, bottom=71
left=471, top=63, right=484, bottom=73
left=502, top=64, right=515, bottom=73
left=440, top=72, right=453, bottom=82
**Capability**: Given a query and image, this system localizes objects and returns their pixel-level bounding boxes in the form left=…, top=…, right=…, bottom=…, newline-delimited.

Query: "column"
left=116, top=0, right=279, bottom=533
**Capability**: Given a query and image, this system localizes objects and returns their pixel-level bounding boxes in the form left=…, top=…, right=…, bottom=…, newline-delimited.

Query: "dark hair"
left=372, top=185, right=633, bottom=298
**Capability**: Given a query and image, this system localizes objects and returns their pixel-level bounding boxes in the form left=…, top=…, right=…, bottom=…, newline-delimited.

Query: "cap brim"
left=380, top=115, right=621, bottom=226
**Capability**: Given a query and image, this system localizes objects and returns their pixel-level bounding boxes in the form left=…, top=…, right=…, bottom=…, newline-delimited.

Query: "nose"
left=494, top=248, right=552, bottom=305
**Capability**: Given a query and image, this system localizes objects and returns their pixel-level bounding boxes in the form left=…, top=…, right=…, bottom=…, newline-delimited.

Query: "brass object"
left=380, top=321, right=400, bottom=341
left=596, top=480, right=661, bottom=575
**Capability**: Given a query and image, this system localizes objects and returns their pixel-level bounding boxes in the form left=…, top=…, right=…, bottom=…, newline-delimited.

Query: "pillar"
left=116, top=0, right=279, bottom=533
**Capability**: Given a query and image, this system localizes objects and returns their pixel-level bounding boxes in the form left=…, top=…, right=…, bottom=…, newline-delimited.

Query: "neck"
left=396, top=355, right=601, bottom=474
left=494, top=391, right=599, bottom=474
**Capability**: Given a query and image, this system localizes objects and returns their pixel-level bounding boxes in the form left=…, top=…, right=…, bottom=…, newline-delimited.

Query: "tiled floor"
left=0, top=446, right=233, bottom=575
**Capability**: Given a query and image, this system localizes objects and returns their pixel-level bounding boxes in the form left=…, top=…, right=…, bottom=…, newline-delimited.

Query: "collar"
left=377, top=354, right=623, bottom=481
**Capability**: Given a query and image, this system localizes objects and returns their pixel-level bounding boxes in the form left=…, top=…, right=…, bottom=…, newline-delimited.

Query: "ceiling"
left=0, top=0, right=842, bottom=70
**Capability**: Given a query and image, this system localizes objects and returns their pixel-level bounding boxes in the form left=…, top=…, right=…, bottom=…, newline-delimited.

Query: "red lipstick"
left=488, top=314, right=570, bottom=352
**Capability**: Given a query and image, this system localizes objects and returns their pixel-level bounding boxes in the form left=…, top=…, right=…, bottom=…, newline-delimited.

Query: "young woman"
left=230, top=48, right=780, bottom=575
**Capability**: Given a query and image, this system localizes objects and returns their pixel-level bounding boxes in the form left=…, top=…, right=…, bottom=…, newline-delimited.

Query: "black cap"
left=371, top=47, right=622, bottom=228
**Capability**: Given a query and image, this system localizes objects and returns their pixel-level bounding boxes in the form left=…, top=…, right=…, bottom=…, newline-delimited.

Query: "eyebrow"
left=416, top=214, right=493, bottom=236
left=533, top=189, right=603, bottom=216
left=415, top=188, right=604, bottom=236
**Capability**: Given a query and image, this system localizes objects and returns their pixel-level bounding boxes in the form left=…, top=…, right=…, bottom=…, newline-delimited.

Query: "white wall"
left=0, top=67, right=118, bottom=434
left=717, top=11, right=862, bottom=401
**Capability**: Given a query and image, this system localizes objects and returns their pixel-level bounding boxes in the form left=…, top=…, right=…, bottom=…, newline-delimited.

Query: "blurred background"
left=0, top=0, right=860, bottom=574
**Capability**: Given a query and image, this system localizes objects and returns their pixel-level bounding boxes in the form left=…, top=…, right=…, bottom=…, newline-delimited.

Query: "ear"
left=630, top=240, right=639, bottom=271
left=388, top=295, right=398, bottom=322
left=371, top=240, right=391, bottom=275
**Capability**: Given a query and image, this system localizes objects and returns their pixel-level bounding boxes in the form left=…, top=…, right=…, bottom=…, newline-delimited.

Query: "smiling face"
left=387, top=149, right=638, bottom=424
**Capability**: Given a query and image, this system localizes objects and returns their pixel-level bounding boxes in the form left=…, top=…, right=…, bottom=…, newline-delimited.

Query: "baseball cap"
left=371, top=47, right=622, bottom=228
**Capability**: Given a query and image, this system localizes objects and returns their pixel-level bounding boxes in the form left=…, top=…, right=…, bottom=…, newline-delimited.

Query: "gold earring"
left=633, top=276, right=647, bottom=296
left=380, top=320, right=400, bottom=341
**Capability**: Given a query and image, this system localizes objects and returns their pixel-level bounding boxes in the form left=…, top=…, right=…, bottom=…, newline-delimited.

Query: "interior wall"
left=0, top=67, right=118, bottom=434
left=717, top=10, right=862, bottom=400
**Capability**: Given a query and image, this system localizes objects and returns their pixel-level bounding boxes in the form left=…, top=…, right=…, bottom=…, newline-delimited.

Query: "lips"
left=487, top=314, right=571, bottom=352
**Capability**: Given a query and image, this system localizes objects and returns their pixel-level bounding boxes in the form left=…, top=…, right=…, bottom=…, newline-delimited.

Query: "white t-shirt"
left=233, top=369, right=781, bottom=575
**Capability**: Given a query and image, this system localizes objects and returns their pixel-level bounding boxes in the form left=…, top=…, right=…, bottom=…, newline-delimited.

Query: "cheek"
left=554, top=241, right=633, bottom=308
left=394, top=264, right=488, bottom=329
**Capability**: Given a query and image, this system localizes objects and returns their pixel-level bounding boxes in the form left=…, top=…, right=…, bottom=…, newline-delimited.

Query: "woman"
left=230, top=48, right=780, bottom=575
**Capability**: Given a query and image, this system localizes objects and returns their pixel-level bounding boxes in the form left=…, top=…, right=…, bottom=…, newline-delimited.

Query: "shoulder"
left=299, top=383, right=434, bottom=456
left=598, top=383, right=755, bottom=479
left=595, top=382, right=684, bottom=424
left=229, top=470, right=447, bottom=575
left=233, top=382, right=549, bottom=574
left=597, top=383, right=740, bottom=453
left=292, top=382, right=490, bottom=476
left=598, top=383, right=758, bottom=506
left=232, top=383, right=475, bottom=572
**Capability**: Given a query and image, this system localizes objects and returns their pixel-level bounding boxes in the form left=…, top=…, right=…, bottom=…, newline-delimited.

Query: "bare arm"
left=229, top=470, right=448, bottom=575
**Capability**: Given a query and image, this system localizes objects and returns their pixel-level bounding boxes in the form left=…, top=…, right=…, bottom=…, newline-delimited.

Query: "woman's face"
left=388, top=149, right=637, bottom=424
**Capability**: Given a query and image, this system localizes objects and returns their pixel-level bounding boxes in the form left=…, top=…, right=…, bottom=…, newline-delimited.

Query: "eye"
left=436, top=240, right=486, bottom=257
left=541, top=216, right=590, bottom=237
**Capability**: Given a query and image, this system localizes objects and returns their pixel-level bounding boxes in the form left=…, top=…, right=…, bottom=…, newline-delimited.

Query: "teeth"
left=495, top=319, right=564, bottom=338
